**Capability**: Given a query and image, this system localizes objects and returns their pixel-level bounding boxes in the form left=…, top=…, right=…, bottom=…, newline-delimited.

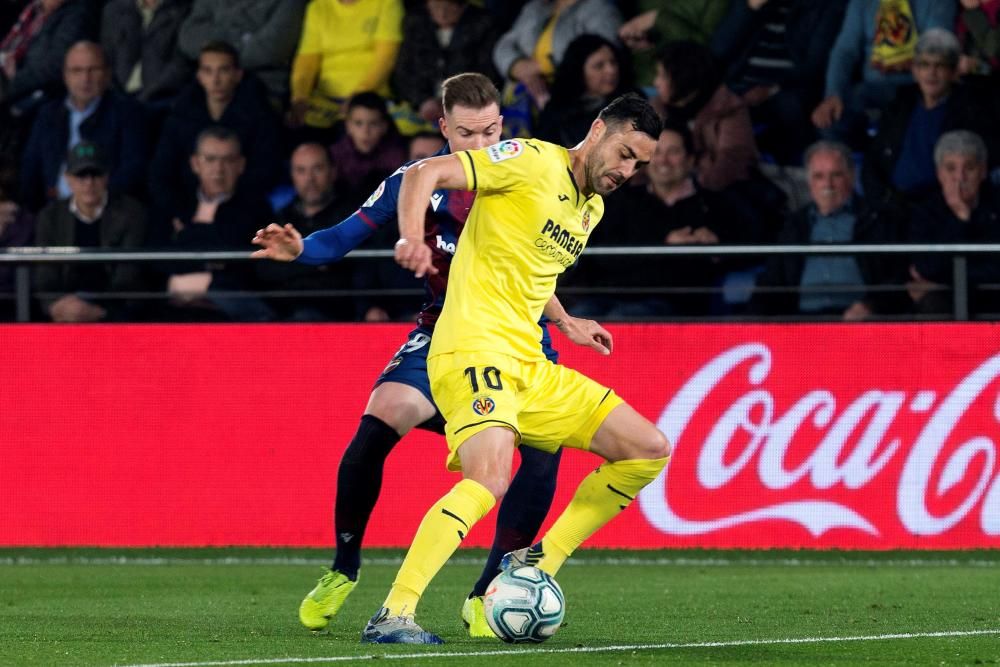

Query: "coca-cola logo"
left=639, top=343, right=1000, bottom=540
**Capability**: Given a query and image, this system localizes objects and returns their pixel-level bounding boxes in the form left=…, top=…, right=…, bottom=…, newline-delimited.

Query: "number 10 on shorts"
left=464, top=366, right=503, bottom=393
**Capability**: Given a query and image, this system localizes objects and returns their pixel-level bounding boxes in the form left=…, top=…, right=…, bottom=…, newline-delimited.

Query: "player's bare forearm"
left=543, top=294, right=570, bottom=323
left=545, top=295, right=613, bottom=356
left=396, top=155, right=467, bottom=277
left=397, top=154, right=467, bottom=241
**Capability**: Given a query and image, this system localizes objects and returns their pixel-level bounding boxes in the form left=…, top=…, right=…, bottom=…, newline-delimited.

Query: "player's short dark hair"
left=199, top=40, right=241, bottom=69
left=440, top=72, right=501, bottom=114
left=194, top=125, right=242, bottom=155
left=598, top=93, right=661, bottom=140
left=660, top=117, right=694, bottom=155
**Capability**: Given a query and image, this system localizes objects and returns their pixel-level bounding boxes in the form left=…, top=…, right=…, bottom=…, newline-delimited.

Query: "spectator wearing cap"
left=34, top=140, right=147, bottom=322
left=19, top=40, right=147, bottom=212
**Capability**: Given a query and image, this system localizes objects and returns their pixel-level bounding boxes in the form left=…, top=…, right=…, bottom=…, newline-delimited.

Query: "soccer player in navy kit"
left=252, top=73, right=613, bottom=637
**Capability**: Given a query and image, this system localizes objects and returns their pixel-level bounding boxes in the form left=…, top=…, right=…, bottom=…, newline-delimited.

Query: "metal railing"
left=1, top=243, right=996, bottom=323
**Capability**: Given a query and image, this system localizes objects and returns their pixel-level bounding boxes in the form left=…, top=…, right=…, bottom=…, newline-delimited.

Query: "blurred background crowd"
left=1, top=0, right=999, bottom=323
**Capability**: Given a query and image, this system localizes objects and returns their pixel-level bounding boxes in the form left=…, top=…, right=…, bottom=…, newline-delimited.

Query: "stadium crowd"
left=1, top=0, right=999, bottom=322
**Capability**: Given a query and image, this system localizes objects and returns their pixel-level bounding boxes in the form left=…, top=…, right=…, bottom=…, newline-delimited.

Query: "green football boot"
left=461, top=595, right=497, bottom=639
left=299, top=569, right=358, bottom=631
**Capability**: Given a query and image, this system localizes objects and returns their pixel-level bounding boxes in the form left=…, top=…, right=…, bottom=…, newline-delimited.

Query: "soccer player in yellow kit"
left=362, top=94, right=671, bottom=644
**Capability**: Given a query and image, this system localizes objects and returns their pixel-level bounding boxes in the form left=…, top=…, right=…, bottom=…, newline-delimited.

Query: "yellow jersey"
left=428, top=139, right=605, bottom=363
left=296, top=0, right=403, bottom=100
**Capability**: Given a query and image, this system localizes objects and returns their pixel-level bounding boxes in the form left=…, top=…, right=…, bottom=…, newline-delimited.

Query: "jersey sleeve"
left=297, top=212, right=377, bottom=265
left=459, top=139, right=547, bottom=194
left=296, top=170, right=404, bottom=265
left=296, top=0, right=324, bottom=55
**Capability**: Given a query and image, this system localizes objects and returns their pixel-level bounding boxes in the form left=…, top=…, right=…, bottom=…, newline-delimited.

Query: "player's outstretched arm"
left=251, top=223, right=304, bottom=261
left=396, top=154, right=468, bottom=278
left=544, top=294, right=613, bottom=356
left=251, top=198, right=391, bottom=265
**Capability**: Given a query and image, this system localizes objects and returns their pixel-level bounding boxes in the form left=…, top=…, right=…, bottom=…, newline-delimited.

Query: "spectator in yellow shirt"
left=288, top=0, right=404, bottom=130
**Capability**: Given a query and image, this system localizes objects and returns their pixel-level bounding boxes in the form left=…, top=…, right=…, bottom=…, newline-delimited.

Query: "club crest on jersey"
left=472, top=397, right=496, bottom=415
left=486, top=140, right=523, bottom=163
left=363, top=181, right=386, bottom=208
left=382, top=356, right=402, bottom=374
left=581, top=210, right=591, bottom=232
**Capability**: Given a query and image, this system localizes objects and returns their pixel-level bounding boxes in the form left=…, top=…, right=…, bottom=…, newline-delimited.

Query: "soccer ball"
left=483, top=566, right=565, bottom=643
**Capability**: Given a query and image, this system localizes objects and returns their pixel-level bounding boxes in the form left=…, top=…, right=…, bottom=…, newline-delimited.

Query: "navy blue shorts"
left=374, top=325, right=559, bottom=434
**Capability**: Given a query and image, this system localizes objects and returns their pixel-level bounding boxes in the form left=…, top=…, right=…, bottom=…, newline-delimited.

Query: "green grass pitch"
left=1, top=548, right=998, bottom=666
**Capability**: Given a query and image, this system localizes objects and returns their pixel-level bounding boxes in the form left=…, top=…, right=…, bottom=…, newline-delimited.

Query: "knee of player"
left=633, top=429, right=671, bottom=461
left=475, top=474, right=509, bottom=500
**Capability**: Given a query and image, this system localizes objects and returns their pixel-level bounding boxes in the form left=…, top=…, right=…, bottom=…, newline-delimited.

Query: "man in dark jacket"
left=160, top=125, right=273, bottom=321
left=34, top=140, right=146, bottom=321
left=0, top=0, right=97, bottom=110
left=752, top=139, right=905, bottom=318
left=147, top=40, right=280, bottom=224
left=256, top=142, right=357, bottom=321
left=569, top=121, right=746, bottom=318
left=177, top=0, right=306, bottom=104
left=392, top=0, right=498, bottom=121
left=19, top=40, right=147, bottom=212
left=710, top=0, right=848, bottom=164
left=100, top=0, right=193, bottom=105
left=906, top=130, right=1000, bottom=318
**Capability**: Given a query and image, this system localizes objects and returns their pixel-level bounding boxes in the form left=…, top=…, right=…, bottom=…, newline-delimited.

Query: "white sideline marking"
left=114, top=629, right=1000, bottom=667
left=4, top=555, right=1000, bottom=568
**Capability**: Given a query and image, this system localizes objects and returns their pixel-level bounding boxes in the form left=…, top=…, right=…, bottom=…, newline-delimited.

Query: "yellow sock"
left=538, top=457, right=668, bottom=575
left=383, top=478, right=496, bottom=616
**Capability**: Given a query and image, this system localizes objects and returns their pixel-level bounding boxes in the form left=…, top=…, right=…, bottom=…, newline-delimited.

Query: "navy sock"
left=471, top=446, right=562, bottom=596
left=332, top=414, right=400, bottom=580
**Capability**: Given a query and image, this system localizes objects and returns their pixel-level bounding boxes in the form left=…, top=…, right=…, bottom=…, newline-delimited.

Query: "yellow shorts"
left=428, top=351, right=623, bottom=471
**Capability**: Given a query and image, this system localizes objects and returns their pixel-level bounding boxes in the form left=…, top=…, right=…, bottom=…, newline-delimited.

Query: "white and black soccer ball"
left=483, top=566, right=565, bottom=643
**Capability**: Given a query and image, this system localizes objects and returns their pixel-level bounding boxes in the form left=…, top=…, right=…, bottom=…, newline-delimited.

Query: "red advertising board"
left=2, top=323, right=999, bottom=549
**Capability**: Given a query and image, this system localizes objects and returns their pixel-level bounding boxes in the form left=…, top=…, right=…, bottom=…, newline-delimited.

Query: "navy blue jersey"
left=297, top=147, right=470, bottom=329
